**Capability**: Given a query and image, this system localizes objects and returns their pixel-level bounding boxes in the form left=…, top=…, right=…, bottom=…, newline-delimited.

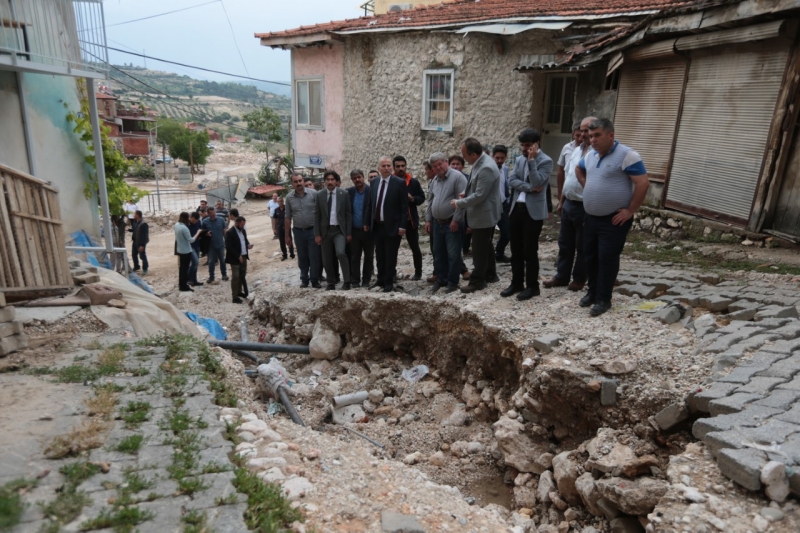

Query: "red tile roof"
left=256, top=0, right=702, bottom=42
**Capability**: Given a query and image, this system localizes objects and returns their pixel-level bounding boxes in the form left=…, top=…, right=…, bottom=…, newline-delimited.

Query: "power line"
left=102, top=45, right=290, bottom=87
left=219, top=0, right=251, bottom=78
left=105, top=1, right=221, bottom=28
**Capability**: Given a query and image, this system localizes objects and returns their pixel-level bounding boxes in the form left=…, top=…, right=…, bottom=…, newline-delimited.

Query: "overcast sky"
left=102, top=0, right=359, bottom=92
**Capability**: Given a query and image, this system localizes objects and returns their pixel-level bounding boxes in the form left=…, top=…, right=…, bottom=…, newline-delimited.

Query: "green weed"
left=80, top=505, right=154, bottom=532
left=119, top=402, right=151, bottom=429
left=232, top=467, right=303, bottom=531
left=114, top=435, right=144, bottom=455
left=59, top=462, right=100, bottom=486
left=0, top=479, right=36, bottom=529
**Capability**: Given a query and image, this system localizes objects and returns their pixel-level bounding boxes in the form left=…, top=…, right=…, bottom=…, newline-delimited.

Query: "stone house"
left=255, top=0, right=697, bottom=181
left=545, top=0, right=800, bottom=239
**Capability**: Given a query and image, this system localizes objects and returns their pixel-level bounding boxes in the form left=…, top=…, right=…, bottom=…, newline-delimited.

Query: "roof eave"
left=257, top=32, right=342, bottom=49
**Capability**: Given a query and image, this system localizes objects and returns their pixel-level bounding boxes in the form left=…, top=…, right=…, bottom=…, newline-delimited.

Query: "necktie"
left=375, top=180, right=386, bottom=223
left=327, top=191, right=333, bottom=224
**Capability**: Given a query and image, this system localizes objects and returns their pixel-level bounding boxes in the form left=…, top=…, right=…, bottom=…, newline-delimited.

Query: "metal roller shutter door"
left=614, top=57, right=687, bottom=180
left=666, top=41, right=790, bottom=223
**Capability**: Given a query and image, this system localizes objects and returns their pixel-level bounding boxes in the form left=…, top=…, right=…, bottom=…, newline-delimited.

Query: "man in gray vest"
left=453, top=138, right=502, bottom=293
left=544, top=116, right=597, bottom=292
left=576, top=118, right=649, bottom=316
left=285, top=171, right=321, bottom=288
left=502, top=128, right=553, bottom=301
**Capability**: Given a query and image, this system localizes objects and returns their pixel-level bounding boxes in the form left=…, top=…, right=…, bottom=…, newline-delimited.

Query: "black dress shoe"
left=461, top=282, right=487, bottom=294
left=301, top=281, right=309, bottom=288
left=320, top=276, right=327, bottom=282
left=579, top=293, right=596, bottom=307
left=342, top=282, right=351, bottom=290
left=311, top=282, right=322, bottom=289
left=495, top=255, right=511, bottom=263
left=369, top=282, right=381, bottom=289
left=411, top=273, right=422, bottom=281
left=281, top=256, right=287, bottom=261
left=487, top=274, right=501, bottom=284
left=193, top=282, right=204, bottom=287
left=590, top=301, right=612, bottom=316
left=430, top=284, right=443, bottom=293
left=382, top=285, right=393, bottom=293
left=179, top=286, right=194, bottom=292
left=232, top=297, right=243, bottom=304
left=443, top=285, right=458, bottom=294
left=326, top=284, right=335, bottom=290
left=516, top=287, right=540, bottom=301
left=500, top=284, right=522, bottom=297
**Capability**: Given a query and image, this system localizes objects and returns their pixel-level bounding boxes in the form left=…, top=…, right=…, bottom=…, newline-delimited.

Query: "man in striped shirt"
left=576, top=118, right=649, bottom=317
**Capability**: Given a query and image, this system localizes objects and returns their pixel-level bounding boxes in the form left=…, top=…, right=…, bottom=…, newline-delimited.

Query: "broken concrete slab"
left=756, top=305, right=799, bottom=321
left=14, top=306, right=82, bottom=325
left=653, top=402, right=689, bottom=431
left=0, top=334, right=28, bottom=356
left=79, top=284, right=123, bottom=306
left=0, top=306, right=15, bottom=323
left=0, top=321, right=23, bottom=339
left=717, top=448, right=768, bottom=491
left=699, top=295, right=734, bottom=312
left=533, top=333, right=561, bottom=354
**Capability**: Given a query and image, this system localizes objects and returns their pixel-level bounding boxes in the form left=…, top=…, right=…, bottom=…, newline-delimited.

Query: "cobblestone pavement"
left=4, top=334, right=249, bottom=533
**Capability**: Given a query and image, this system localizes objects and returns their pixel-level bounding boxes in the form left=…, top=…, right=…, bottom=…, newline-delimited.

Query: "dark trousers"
left=556, top=199, right=587, bottom=284
left=374, top=223, right=401, bottom=289
left=429, top=227, right=435, bottom=274
left=584, top=214, right=632, bottom=303
left=230, top=258, right=248, bottom=298
left=350, top=228, right=374, bottom=284
left=178, top=253, right=191, bottom=289
left=292, top=227, right=320, bottom=284
left=433, top=220, right=463, bottom=288
left=509, top=206, right=543, bottom=289
left=462, top=213, right=471, bottom=254
left=495, top=203, right=511, bottom=258
left=208, top=244, right=227, bottom=280
left=132, top=244, right=148, bottom=271
left=470, top=227, right=496, bottom=285
left=189, top=249, right=199, bottom=284
left=405, top=225, right=423, bottom=276
left=277, top=226, right=294, bottom=258
left=322, top=226, right=350, bottom=284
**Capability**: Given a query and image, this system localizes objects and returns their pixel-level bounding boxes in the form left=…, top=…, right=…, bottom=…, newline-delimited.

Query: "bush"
left=257, top=163, right=279, bottom=185
left=128, top=159, right=155, bottom=179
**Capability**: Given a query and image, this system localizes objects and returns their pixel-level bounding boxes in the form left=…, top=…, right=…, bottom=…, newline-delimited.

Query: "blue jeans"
left=293, top=227, right=320, bottom=284
left=433, top=221, right=462, bottom=288
left=189, top=249, right=199, bottom=284
left=208, top=244, right=227, bottom=280
left=556, top=199, right=586, bottom=284
left=584, top=213, right=632, bottom=303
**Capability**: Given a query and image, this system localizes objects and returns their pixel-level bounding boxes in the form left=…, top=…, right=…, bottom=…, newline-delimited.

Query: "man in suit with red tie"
left=365, top=156, right=408, bottom=293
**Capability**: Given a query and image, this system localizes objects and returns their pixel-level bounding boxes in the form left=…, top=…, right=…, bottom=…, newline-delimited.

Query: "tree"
left=156, top=118, right=184, bottom=148
left=243, top=106, right=283, bottom=180
left=169, top=129, right=211, bottom=171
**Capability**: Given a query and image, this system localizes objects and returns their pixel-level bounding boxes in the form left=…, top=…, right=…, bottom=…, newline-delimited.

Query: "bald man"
left=365, top=156, right=408, bottom=292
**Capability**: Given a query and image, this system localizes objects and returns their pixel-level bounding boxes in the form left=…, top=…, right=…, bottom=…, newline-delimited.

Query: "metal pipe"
left=86, top=77, right=114, bottom=254
left=332, top=391, right=368, bottom=408
left=240, top=314, right=249, bottom=343
left=232, top=349, right=266, bottom=366
left=277, top=385, right=305, bottom=427
left=209, top=340, right=310, bottom=354
left=342, top=426, right=384, bottom=449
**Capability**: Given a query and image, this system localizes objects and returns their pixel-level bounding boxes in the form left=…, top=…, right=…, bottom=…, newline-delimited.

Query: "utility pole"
left=152, top=122, right=162, bottom=211
left=190, top=141, right=194, bottom=183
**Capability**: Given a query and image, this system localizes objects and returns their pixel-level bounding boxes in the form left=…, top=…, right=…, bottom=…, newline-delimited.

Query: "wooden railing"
left=0, top=163, right=72, bottom=294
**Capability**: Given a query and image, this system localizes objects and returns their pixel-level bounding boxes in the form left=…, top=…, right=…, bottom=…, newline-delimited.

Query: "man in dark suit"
left=365, top=156, right=407, bottom=292
left=225, top=216, right=253, bottom=304
left=315, top=170, right=352, bottom=290
left=347, top=169, right=373, bottom=288
left=393, top=155, right=425, bottom=280
left=130, top=210, right=149, bottom=275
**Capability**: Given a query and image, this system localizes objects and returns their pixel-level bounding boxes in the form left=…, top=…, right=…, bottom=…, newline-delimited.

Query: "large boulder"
left=309, top=320, right=341, bottom=360
left=575, top=472, right=603, bottom=517
left=492, top=416, right=549, bottom=473
left=552, top=451, right=583, bottom=505
left=595, top=476, right=669, bottom=516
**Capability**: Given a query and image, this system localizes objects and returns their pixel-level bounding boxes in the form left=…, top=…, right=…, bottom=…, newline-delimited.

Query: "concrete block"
left=688, top=382, right=740, bottom=413
left=79, top=284, right=123, bottom=306
left=716, top=321, right=761, bottom=334
left=699, top=295, right=735, bottom=312
left=693, top=406, right=782, bottom=439
left=0, top=306, right=16, bottom=323
left=533, top=333, right=561, bottom=354
left=716, top=364, right=771, bottom=385
left=728, top=300, right=761, bottom=313
left=0, top=321, right=23, bottom=339
left=653, top=305, right=683, bottom=325
left=772, top=322, right=800, bottom=340
left=717, top=448, right=768, bottom=491
left=698, top=273, right=721, bottom=285
left=654, top=402, right=689, bottom=431
left=73, top=273, right=101, bottom=285
left=777, top=376, right=800, bottom=391
left=752, top=317, right=794, bottom=329
left=756, top=306, right=800, bottom=321
left=776, top=404, right=800, bottom=426
left=705, top=429, right=747, bottom=456
left=0, top=292, right=5, bottom=308
left=705, top=330, right=764, bottom=354
left=732, top=334, right=782, bottom=354
left=616, top=284, right=658, bottom=299
left=601, top=379, right=619, bottom=406
left=755, top=354, right=800, bottom=379
left=735, top=377, right=789, bottom=395
left=727, top=308, right=758, bottom=321
left=0, top=333, right=28, bottom=356
left=709, top=393, right=763, bottom=416
left=763, top=295, right=800, bottom=307
left=741, top=419, right=800, bottom=445
left=381, top=511, right=425, bottom=533
left=752, top=389, right=800, bottom=411
left=68, top=258, right=81, bottom=268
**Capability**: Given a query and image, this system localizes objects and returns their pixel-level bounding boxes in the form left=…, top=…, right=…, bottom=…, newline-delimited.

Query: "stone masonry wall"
left=340, top=31, right=561, bottom=182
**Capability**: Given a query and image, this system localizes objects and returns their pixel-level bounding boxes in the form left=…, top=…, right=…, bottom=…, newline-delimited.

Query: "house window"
left=295, top=78, right=323, bottom=129
left=422, top=69, right=454, bottom=131
left=546, top=75, right=577, bottom=134
left=605, top=70, right=620, bottom=91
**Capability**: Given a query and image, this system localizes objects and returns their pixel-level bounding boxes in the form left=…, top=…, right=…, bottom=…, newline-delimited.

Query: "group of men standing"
left=282, top=117, right=648, bottom=316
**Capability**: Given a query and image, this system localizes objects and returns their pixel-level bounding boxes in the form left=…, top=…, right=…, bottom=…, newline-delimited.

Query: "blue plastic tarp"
left=184, top=312, right=227, bottom=340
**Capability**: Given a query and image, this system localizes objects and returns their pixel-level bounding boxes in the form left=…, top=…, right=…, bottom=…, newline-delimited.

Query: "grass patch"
left=223, top=420, right=243, bottom=446
left=215, top=493, right=239, bottom=505
left=39, top=489, right=91, bottom=526
left=120, top=402, right=151, bottom=429
left=114, top=435, right=145, bottom=455
left=0, top=479, right=36, bottom=530
left=86, top=339, right=104, bottom=350
left=181, top=509, right=208, bottom=533
left=128, top=382, right=152, bottom=393
left=44, top=418, right=109, bottom=459
left=80, top=505, right=155, bottom=532
left=73, top=355, right=90, bottom=362
left=23, top=367, right=52, bottom=376
left=85, top=387, right=119, bottom=420
left=59, top=462, right=100, bottom=486
left=232, top=467, right=303, bottom=531
left=132, top=348, right=154, bottom=358
left=52, top=345, right=129, bottom=384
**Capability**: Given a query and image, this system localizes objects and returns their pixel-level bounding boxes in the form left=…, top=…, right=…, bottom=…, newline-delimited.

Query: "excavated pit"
left=242, top=288, right=699, bottom=526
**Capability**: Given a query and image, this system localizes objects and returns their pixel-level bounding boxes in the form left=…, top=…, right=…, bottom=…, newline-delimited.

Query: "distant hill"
left=108, top=65, right=291, bottom=137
